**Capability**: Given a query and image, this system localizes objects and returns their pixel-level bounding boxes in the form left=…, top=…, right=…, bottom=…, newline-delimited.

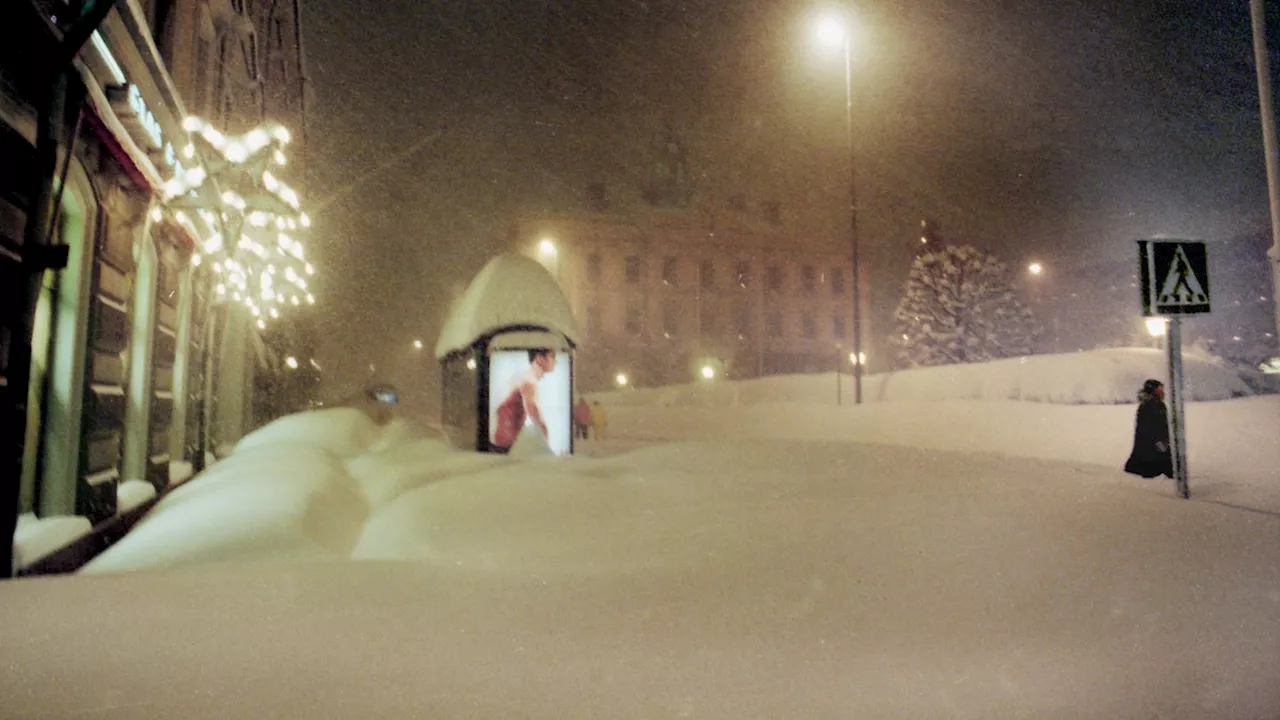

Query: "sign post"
left=1138, top=239, right=1211, bottom=500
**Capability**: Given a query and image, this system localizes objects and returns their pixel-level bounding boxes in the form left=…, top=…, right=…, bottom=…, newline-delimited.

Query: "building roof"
left=434, top=253, right=579, bottom=359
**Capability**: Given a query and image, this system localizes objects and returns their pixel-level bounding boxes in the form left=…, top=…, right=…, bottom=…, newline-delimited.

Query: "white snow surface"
left=116, top=480, right=157, bottom=513
left=5, top=351, right=1280, bottom=718
left=600, top=347, right=1259, bottom=408
left=434, top=253, right=579, bottom=359
left=11, top=513, right=91, bottom=570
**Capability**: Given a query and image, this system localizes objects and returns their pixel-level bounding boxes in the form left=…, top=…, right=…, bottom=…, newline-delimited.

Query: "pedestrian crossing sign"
left=1137, top=240, right=1211, bottom=316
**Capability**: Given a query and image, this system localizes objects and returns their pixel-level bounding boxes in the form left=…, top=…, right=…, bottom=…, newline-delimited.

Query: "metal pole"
left=1250, top=0, right=1280, bottom=343
left=836, top=346, right=842, bottom=405
left=1166, top=317, right=1189, bottom=499
left=845, top=33, right=863, bottom=404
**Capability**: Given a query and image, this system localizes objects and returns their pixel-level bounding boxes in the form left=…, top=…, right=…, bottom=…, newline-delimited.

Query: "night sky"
left=299, top=0, right=1278, bottom=405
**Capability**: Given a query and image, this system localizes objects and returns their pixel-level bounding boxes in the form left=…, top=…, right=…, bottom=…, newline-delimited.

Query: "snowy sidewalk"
left=2, top=402, right=1277, bottom=718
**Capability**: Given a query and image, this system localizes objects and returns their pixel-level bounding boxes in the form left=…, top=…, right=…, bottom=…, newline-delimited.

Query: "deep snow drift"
left=3, top=348, right=1278, bottom=718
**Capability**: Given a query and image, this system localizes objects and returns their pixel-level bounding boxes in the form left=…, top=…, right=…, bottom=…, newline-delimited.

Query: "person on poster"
left=491, top=349, right=557, bottom=454
left=1124, top=378, right=1173, bottom=479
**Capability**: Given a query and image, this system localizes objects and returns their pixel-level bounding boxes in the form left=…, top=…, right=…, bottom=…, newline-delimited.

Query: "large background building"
left=516, top=198, right=871, bottom=392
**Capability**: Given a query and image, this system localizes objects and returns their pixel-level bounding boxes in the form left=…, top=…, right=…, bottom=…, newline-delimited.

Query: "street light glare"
left=700, top=365, right=716, bottom=380
left=538, top=238, right=557, bottom=257
left=615, top=373, right=628, bottom=387
left=815, top=12, right=846, bottom=47
left=1028, top=262, right=1044, bottom=276
left=413, top=339, right=423, bottom=350
left=1145, top=317, right=1168, bottom=337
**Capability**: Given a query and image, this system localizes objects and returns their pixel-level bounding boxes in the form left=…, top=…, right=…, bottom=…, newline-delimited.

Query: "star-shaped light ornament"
left=157, top=117, right=315, bottom=330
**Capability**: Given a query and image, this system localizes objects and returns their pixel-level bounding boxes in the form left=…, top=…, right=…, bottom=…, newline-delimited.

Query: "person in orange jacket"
left=589, top=401, right=608, bottom=441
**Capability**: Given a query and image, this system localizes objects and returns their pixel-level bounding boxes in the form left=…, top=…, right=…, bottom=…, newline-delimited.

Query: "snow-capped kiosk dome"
left=434, top=253, right=579, bottom=359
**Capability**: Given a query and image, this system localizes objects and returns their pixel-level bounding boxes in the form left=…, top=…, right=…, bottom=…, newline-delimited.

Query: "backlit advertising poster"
left=488, top=348, right=571, bottom=456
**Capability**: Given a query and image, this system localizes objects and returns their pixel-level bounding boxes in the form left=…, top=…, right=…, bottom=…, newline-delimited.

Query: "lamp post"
left=816, top=8, right=863, bottom=404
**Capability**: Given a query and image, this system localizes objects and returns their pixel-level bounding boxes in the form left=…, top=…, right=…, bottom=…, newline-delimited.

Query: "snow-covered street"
left=2, top=351, right=1278, bottom=718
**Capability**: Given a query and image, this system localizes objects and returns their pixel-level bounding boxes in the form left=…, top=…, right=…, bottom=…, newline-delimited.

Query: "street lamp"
left=1145, top=317, right=1168, bottom=337
left=615, top=372, right=629, bottom=388
left=814, top=7, right=863, bottom=404
left=538, top=238, right=557, bottom=259
left=413, top=339, right=423, bottom=350
left=1028, top=262, right=1043, bottom=276
left=700, top=364, right=716, bottom=380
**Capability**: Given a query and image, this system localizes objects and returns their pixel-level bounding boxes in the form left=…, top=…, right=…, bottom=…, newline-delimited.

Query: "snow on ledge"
left=435, top=254, right=579, bottom=359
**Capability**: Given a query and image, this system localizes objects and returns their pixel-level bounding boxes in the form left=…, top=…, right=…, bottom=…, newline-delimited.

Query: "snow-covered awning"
left=434, top=254, right=579, bottom=359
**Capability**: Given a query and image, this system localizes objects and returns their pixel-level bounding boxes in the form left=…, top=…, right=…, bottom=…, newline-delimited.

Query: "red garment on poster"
left=492, top=388, right=526, bottom=449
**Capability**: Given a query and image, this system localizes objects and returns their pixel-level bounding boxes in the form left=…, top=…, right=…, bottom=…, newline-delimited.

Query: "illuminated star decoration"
left=157, top=117, right=315, bottom=330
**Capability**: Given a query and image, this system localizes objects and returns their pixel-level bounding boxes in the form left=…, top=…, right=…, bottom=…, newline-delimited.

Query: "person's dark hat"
left=1142, top=379, right=1163, bottom=394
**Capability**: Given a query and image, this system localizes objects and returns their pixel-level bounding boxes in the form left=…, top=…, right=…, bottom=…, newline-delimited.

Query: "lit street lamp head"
left=1028, top=262, right=1044, bottom=276
left=814, top=11, right=847, bottom=47
left=538, top=238, right=557, bottom=258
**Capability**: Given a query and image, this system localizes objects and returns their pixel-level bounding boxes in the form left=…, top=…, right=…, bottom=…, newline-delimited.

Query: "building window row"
left=586, top=306, right=851, bottom=343
left=586, top=254, right=848, bottom=296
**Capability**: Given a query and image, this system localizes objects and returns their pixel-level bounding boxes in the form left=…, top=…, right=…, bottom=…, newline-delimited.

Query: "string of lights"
left=156, top=116, right=315, bottom=330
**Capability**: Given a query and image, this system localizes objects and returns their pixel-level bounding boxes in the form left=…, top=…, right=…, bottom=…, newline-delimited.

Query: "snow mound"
left=116, top=479, right=157, bottom=513
left=12, top=514, right=92, bottom=570
left=600, top=347, right=1255, bottom=407
left=434, top=253, right=579, bottom=359
left=82, top=445, right=369, bottom=574
left=234, top=407, right=382, bottom=458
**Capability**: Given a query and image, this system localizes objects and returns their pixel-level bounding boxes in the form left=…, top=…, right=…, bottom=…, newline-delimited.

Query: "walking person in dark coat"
left=1124, top=379, right=1173, bottom=479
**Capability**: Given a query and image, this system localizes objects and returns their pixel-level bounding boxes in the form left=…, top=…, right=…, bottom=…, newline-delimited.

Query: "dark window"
left=246, top=36, right=258, bottom=79
left=831, top=268, right=845, bottom=294
left=735, top=307, right=752, bottom=339
left=625, top=255, right=642, bottom=284
left=735, top=261, right=751, bottom=288
left=587, top=253, right=602, bottom=282
left=626, top=304, right=643, bottom=337
left=662, top=257, right=678, bottom=286
left=766, top=265, right=782, bottom=292
left=833, top=315, right=846, bottom=340
left=699, top=304, right=717, bottom=334
left=802, top=313, right=817, bottom=339
left=802, top=266, right=817, bottom=293
left=662, top=304, right=679, bottom=338
left=192, top=37, right=211, bottom=115
left=700, top=259, right=715, bottom=290
left=767, top=312, right=783, bottom=338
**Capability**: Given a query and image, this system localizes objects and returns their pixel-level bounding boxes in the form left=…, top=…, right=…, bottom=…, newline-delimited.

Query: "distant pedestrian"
left=589, top=400, right=609, bottom=441
left=1124, top=379, right=1173, bottom=479
left=573, top=397, right=591, bottom=440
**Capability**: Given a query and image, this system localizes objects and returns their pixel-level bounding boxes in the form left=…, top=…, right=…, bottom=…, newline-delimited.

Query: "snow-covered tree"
left=893, top=245, right=1040, bottom=367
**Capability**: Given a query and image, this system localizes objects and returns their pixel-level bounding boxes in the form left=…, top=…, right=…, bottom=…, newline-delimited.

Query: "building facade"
left=1, top=0, right=308, bottom=545
left=516, top=209, right=871, bottom=391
